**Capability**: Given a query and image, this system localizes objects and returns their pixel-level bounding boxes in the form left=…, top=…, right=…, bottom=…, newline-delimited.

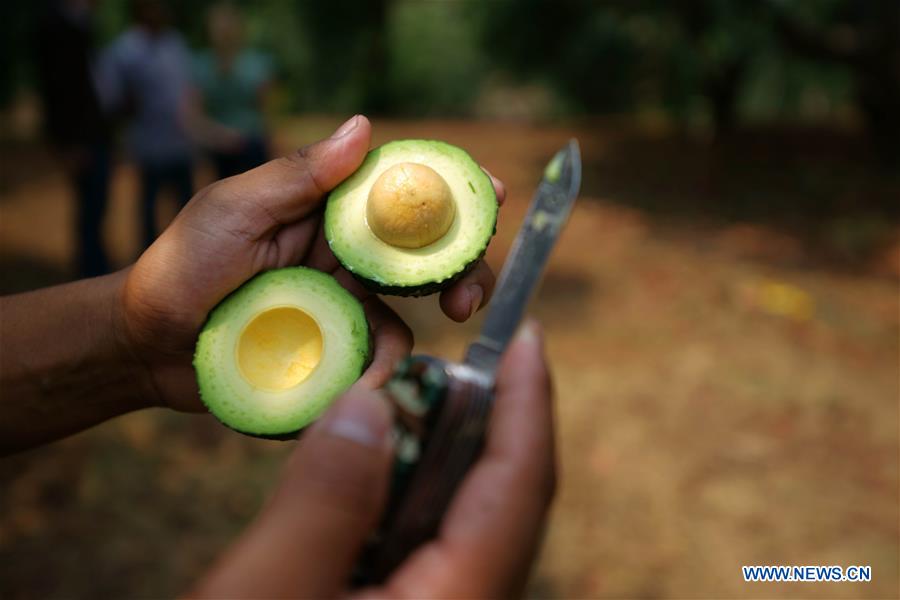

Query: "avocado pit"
left=366, top=162, right=455, bottom=249
left=236, top=306, right=323, bottom=391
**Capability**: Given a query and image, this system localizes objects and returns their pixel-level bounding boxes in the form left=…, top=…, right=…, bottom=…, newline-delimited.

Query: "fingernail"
left=331, top=115, right=360, bottom=139
left=323, top=390, right=391, bottom=449
left=517, top=318, right=543, bottom=346
left=467, top=284, right=484, bottom=319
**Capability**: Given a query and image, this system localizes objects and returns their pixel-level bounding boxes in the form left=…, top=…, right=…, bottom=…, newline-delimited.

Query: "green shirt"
left=193, top=49, right=273, bottom=136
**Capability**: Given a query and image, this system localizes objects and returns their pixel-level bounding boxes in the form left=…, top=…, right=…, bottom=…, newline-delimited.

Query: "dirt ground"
left=1, top=117, right=898, bottom=599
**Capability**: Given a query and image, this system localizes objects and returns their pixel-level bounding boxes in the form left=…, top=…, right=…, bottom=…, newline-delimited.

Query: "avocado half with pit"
left=324, top=140, right=498, bottom=296
left=193, top=267, right=370, bottom=438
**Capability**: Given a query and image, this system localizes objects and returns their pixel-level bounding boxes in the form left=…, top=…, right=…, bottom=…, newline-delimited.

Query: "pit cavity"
left=236, top=306, right=323, bottom=390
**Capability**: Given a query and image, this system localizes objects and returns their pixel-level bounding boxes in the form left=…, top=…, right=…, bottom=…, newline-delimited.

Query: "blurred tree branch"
left=767, top=0, right=900, bottom=163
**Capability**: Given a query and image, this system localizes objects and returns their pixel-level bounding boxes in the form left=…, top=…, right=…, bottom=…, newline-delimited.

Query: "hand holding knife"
left=357, top=140, right=582, bottom=582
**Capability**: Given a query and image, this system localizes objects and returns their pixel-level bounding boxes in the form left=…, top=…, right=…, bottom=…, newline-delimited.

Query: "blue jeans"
left=139, top=159, right=193, bottom=249
left=74, top=142, right=111, bottom=277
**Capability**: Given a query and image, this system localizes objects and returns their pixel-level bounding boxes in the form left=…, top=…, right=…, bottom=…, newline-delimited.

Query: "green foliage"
left=386, top=1, right=486, bottom=115
left=248, top=0, right=487, bottom=115
left=480, top=0, right=638, bottom=112
left=2, top=0, right=894, bottom=148
left=0, top=0, right=41, bottom=105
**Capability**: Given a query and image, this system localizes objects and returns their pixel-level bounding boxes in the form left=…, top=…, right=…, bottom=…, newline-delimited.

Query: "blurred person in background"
left=192, top=2, right=274, bottom=179
left=98, top=0, right=194, bottom=250
left=33, top=0, right=111, bottom=278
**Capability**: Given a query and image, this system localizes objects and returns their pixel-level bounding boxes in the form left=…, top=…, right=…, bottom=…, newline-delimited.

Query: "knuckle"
left=286, top=144, right=312, bottom=166
left=285, top=146, right=326, bottom=196
left=189, top=179, right=220, bottom=207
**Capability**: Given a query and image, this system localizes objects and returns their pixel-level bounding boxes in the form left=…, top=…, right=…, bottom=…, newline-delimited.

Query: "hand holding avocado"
left=120, top=115, right=505, bottom=416
left=0, top=115, right=504, bottom=448
left=191, top=126, right=502, bottom=437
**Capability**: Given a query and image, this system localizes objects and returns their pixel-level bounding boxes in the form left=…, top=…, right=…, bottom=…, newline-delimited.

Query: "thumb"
left=191, top=389, right=394, bottom=599
left=210, top=114, right=372, bottom=226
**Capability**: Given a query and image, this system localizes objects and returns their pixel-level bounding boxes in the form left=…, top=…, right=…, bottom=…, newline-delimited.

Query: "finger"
left=191, top=390, right=394, bottom=600
left=482, top=167, right=507, bottom=206
left=438, top=260, right=496, bottom=322
left=357, top=296, right=414, bottom=390
left=208, top=115, right=371, bottom=235
left=379, top=320, right=555, bottom=599
left=264, top=211, right=321, bottom=270
left=331, top=266, right=375, bottom=300
left=327, top=268, right=413, bottom=388
left=303, top=220, right=342, bottom=273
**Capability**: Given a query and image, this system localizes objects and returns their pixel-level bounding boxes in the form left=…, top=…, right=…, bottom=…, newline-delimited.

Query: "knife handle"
left=354, top=356, right=494, bottom=584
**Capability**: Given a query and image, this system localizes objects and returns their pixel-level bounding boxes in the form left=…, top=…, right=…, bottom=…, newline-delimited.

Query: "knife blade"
left=464, top=139, right=582, bottom=376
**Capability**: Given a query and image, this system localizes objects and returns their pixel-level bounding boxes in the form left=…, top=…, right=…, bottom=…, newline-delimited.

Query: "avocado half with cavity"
left=194, top=267, right=370, bottom=438
left=324, top=140, right=498, bottom=296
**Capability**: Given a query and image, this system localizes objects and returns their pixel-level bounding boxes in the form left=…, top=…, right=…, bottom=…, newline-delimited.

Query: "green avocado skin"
left=223, top=424, right=301, bottom=441
left=325, top=139, right=497, bottom=297
left=337, top=225, right=494, bottom=297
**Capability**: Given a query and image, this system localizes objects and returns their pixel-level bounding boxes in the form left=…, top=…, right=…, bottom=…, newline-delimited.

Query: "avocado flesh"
left=324, top=140, right=498, bottom=296
left=194, top=267, right=370, bottom=438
